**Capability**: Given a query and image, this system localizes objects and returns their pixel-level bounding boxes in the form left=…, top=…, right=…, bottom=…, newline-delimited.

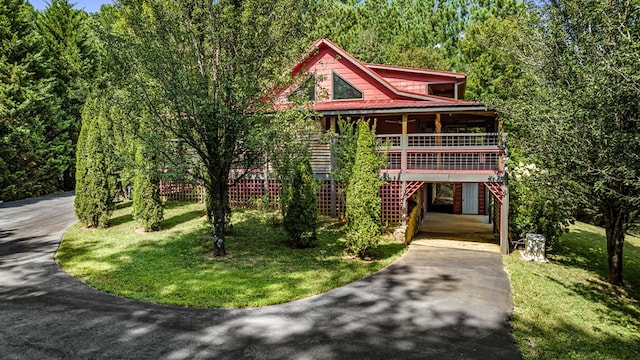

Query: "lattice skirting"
left=160, top=179, right=404, bottom=225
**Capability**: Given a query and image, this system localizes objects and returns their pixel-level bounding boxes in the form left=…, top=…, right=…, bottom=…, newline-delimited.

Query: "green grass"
left=504, top=222, right=640, bottom=360
left=57, top=201, right=406, bottom=308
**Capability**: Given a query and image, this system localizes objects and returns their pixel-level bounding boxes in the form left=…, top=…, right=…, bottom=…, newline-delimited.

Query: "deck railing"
left=376, top=133, right=505, bottom=173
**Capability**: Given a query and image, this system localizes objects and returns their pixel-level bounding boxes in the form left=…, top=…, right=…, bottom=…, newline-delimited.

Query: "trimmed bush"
left=74, top=97, right=113, bottom=228
left=132, top=143, right=163, bottom=231
left=345, top=121, right=385, bottom=258
left=282, top=157, right=319, bottom=248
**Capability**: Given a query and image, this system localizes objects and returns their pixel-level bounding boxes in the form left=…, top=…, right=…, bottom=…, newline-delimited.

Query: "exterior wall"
left=478, top=183, right=486, bottom=215
left=452, top=182, right=485, bottom=215
left=290, top=49, right=394, bottom=102
left=453, top=183, right=462, bottom=214
left=372, top=68, right=461, bottom=96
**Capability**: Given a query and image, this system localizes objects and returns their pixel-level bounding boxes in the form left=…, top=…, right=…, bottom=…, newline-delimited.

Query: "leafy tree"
left=345, top=120, right=385, bottom=258
left=74, top=95, right=114, bottom=228
left=282, top=157, right=318, bottom=248
left=109, top=0, right=316, bottom=256
left=505, top=0, right=640, bottom=285
left=132, top=140, right=163, bottom=231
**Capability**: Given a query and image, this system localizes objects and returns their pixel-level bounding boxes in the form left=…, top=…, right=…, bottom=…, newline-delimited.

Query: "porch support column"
left=435, top=113, right=442, bottom=168
left=330, top=116, right=336, bottom=132
left=501, top=182, right=509, bottom=255
left=329, top=136, right=337, bottom=218
left=500, top=136, right=510, bottom=254
left=401, top=113, right=408, bottom=224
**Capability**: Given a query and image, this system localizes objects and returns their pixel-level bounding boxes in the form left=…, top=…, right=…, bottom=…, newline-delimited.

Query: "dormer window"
left=288, top=75, right=316, bottom=102
left=427, top=82, right=456, bottom=99
left=333, top=72, right=363, bottom=100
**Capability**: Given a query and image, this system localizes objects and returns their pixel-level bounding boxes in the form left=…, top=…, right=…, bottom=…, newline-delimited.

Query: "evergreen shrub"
left=345, top=121, right=385, bottom=258
left=282, top=158, right=319, bottom=248
left=74, top=97, right=114, bottom=228
left=132, top=143, right=163, bottom=231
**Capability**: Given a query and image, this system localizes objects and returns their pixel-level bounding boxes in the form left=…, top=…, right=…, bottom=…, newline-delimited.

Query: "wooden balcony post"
left=401, top=113, right=408, bottom=172
left=436, top=113, right=442, bottom=168
left=401, top=113, right=408, bottom=225
left=500, top=138, right=509, bottom=255
left=501, top=181, right=509, bottom=255
left=329, top=136, right=337, bottom=218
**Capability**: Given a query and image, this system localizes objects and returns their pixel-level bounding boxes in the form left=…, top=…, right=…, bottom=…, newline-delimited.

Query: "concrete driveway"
left=0, top=193, right=521, bottom=359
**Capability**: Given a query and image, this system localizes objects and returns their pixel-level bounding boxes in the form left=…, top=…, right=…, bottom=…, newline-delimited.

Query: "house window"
left=333, top=72, right=363, bottom=100
left=288, top=75, right=315, bottom=102
left=427, top=82, right=455, bottom=98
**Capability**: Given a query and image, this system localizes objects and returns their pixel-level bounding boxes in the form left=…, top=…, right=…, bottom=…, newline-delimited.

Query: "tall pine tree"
left=0, top=0, right=61, bottom=201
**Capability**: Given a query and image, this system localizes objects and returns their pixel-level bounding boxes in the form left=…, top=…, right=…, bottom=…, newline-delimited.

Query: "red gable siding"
left=301, top=47, right=396, bottom=102
left=274, top=38, right=476, bottom=111
left=372, top=68, right=462, bottom=96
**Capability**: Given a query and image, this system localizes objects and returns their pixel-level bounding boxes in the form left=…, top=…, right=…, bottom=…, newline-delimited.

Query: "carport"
left=413, top=212, right=500, bottom=253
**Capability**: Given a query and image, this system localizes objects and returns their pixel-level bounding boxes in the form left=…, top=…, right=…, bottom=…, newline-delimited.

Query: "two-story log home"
left=159, top=38, right=509, bottom=253
left=266, top=38, right=510, bottom=253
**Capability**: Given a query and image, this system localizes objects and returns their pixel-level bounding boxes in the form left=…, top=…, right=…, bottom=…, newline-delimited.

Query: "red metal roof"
left=313, top=99, right=482, bottom=112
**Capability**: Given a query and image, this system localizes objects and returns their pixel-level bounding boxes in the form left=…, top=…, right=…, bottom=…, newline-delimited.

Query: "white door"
left=462, top=183, right=478, bottom=214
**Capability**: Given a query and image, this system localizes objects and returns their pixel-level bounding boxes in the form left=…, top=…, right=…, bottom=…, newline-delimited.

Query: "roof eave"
left=317, top=105, right=490, bottom=116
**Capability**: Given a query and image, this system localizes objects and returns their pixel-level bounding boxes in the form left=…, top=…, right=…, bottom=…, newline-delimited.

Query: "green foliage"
left=0, top=0, right=64, bottom=201
left=331, top=117, right=358, bottom=185
left=110, top=0, right=315, bottom=256
left=509, top=160, right=574, bottom=250
left=345, top=121, right=385, bottom=258
left=503, top=0, right=640, bottom=284
left=282, top=158, right=319, bottom=248
left=74, top=95, right=114, bottom=228
left=460, top=2, right=530, bottom=101
left=132, top=141, right=163, bottom=231
left=37, top=0, right=101, bottom=190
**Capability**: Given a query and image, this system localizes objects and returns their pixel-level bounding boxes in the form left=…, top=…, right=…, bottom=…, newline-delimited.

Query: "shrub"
left=132, top=143, right=163, bottom=231
left=345, top=121, right=385, bottom=258
left=509, top=161, right=574, bottom=250
left=74, top=97, right=114, bottom=228
left=282, top=158, right=319, bottom=248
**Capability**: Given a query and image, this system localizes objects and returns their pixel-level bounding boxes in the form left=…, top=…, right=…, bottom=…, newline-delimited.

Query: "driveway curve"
left=0, top=193, right=521, bottom=359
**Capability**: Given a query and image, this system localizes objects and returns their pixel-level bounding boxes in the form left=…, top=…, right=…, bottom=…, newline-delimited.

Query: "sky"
left=29, top=0, right=113, bottom=13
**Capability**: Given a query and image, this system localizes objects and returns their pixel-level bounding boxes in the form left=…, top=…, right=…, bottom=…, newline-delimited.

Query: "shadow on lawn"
left=512, top=310, right=640, bottom=360
left=68, top=205, right=405, bottom=308
left=552, top=227, right=640, bottom=298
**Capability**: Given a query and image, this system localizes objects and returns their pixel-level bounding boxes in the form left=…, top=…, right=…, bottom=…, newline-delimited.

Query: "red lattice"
left=159, top=181, right=204, bottom=203
left=160, top=178, right=403, bottom=225
left=380, top=181, right=403, bottom=225
left=318, top=181, right=345, bottom=218
left=228, top=179, right=281, bottom=209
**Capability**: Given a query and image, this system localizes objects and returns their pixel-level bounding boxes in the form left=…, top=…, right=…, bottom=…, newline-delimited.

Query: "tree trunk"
left=603, top=203, right=626, bottom=286
left=206, top=173, right=228, bottom=257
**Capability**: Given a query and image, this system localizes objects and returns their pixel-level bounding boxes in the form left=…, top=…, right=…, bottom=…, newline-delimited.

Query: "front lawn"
left=56, top=201, right=406, bottom=308
left=504, top=222, right=640, bottom=360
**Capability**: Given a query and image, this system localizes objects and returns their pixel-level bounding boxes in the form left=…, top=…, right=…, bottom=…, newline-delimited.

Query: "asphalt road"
left=0, top=193, right=521, bottom=359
